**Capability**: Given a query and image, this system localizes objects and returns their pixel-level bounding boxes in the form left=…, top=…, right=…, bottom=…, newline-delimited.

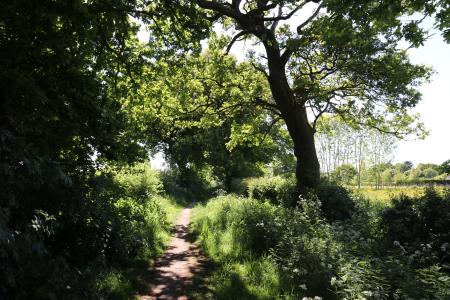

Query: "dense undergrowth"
left=192, top=183, right=450, bottom=299
left=1, top=162, right=183, bottom=299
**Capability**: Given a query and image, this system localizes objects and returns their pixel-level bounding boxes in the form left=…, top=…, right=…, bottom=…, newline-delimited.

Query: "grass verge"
left=93, top=194, right=185, bottom=299
left=191, top=196, right=296, bottom=299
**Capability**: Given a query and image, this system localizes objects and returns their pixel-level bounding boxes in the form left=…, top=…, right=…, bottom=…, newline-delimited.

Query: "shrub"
left=271, top=193, right=342, bottom=298
left=192, top=189, right=450, bottom=299
left=0, top=163, right=180, bottom=299
left=114, top=162, right=162, bottom=200
left=192, top=194, right=342, bottom=298
left=380, top=187, right=450, bottom=265
left=379, top=258, right=450, bottom=299
left=245, top=176, right=356, bottom=221
left=414, top=265, right=450, bottom=299
left=108, top=196, right=169, bottom=262
left=246, top=176, right=296, bottom=206
left=314, top=183, right=356, bottom=222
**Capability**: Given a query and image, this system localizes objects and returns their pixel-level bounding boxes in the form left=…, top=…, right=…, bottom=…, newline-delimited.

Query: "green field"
left=351, top=186, right=446, bottom=204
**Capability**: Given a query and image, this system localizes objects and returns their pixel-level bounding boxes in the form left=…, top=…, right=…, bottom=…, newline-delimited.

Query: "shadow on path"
left=138, top=202, right=213, bottom=300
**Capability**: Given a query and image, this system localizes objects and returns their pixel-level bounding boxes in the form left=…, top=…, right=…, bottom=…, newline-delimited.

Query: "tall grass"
left=92, top=193, right=183, bottom=300
left=90, top=163, right=184, bottom=299
left=191, top=196, right=296, bottom=299
left=191, top=189, right=450, bottom=299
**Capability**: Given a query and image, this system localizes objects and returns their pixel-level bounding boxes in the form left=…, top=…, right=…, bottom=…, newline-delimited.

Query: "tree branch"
left=251, top=61, right=269, bottom=78
left=312, top=100, right=332, bottom=129
left=259, top=116, right=282, bottom=144
left=253, top=97, right=281, bottom=116
left=296, top=3, right=323, bottom=34
left=261, top=2, right=308, bottom=21
left=247, top=2, right=278, bottom=16
left=270, top=4, right=283, bottom=32
left=196, top=0, right=242, bottom=20
left=280, top=48, right=293, bottom=65
left=226, top=30, right=249, bottom=54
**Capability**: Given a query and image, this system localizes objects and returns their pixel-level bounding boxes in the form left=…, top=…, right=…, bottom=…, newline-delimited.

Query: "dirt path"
left=139, top=202, right=209, bottom=300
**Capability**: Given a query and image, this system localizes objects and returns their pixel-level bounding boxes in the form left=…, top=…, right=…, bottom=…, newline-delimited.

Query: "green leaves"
left=0, top=1, right=156, bottom=297
left=288, top=14, right=432, bottom=138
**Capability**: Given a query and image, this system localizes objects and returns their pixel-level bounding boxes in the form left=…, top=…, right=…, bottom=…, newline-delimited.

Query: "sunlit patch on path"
left=139, top=202, right=209, bottom=300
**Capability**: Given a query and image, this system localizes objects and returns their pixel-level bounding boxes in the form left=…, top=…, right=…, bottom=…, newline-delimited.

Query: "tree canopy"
left=130, top=0, right=449, bottom=191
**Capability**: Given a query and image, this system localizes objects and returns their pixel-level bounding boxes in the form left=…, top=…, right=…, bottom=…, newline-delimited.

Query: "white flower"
left=362, top=291, right=373, bottom=297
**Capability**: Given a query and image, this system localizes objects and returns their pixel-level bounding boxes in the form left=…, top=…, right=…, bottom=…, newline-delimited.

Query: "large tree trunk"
left=193, top=0, right=321, bottom=194
left=284, top=104, right=321, bottom=194
left=263, top=43, right=321, bottom=194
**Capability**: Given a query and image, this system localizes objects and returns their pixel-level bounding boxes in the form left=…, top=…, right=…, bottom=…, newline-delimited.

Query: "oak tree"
left=138, top=0, right=448, bottom=193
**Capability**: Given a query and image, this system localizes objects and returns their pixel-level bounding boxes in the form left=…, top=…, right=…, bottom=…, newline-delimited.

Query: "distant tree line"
left=315, top=117, right=449, bottom=188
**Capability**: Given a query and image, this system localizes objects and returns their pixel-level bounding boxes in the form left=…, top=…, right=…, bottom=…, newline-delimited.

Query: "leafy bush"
left=314, top=183, right=356, bottom=222
left=0, top=163, right=180, bottom=299
left=270, top=193, right=341, bottom=298
left=192, top=194, right=341, bottom=298
left=114, top=163, right=163, bottom=200
left=191, top=196, right=295, bottom=298
left=246, top=176, right=296, bottom=206
left=413, top=265, right=450, bottom=299
left=245, top=176, right=355, bottom=221
left=380, top=187, right=450, bottom=265
left=0, top=2, right=153, bottom=297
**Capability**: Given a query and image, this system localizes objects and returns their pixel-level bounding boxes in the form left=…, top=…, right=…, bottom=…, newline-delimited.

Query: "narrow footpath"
left=139, top=202, right=209, bottom=300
